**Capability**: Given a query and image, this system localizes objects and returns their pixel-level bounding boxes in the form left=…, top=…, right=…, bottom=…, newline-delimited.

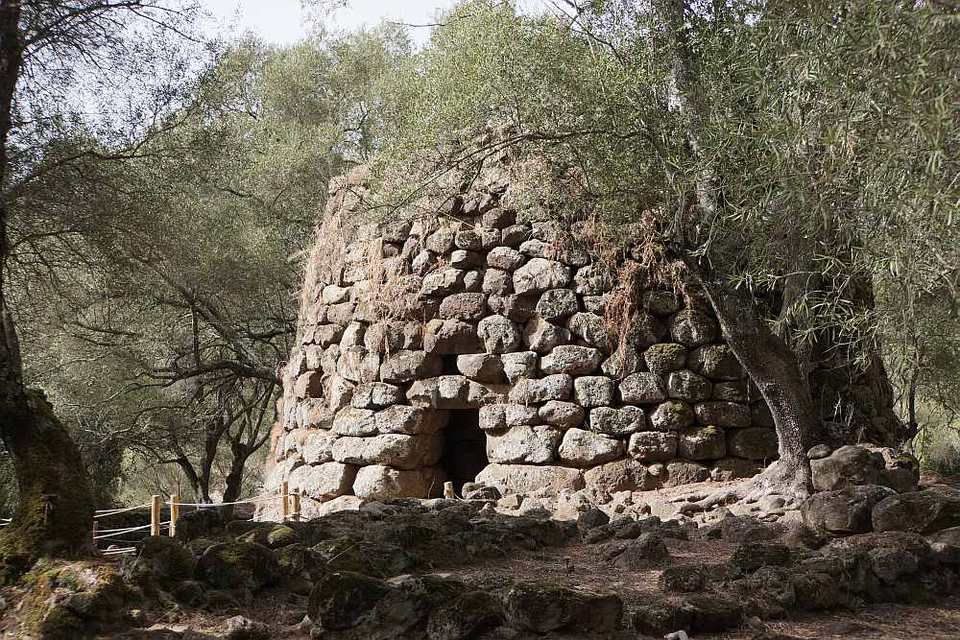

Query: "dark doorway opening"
left=441, top=409, right=488, bottom=494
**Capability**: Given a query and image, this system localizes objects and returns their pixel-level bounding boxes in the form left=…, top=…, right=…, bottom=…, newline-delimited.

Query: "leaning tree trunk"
left=0, top=0, right=94, bottom=582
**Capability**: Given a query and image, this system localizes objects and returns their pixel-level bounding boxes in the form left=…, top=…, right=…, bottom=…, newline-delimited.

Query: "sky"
left=202, top=0, right=468, bottom=46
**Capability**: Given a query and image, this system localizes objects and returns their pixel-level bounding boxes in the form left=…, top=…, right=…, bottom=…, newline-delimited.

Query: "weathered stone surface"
left=619, top=372, right=667, bottom=405
left=695, top=401, right=751, bottom=428
left=728, top=427, right=778, bottom=459
left=424, top=319, right=483, bottom=354
left=643, top=291, right=681, bottom=316
left=332, top=407, right=378, bottom=436
left=801, top=485, right=897, bottom=537
left=289, top=462, right=357, bottom=501
left=575, top=376, right=615, bottom=408
left=483, top=207, right=516, bottom=229
left=712, top=380, right=750, bottom=403
left=539, top=400, right=586, bottom=428
left=457, top=353, right=505, bottom=383
left=582, top=295, right=607, bottom=313
left=450, top=249, right=482, bottom=269
left=583, top=459, right=657, bottom=493
left=488, top=293, right=538, bottom=322
left=379, top=350, right=442, bottom=383
left=300, top=431, right=338, bottom=464
left=332, top=434, right=443, bottom=469
left=573, top=264, right=614, bottom=295
left=689, top=345, right=744, bottom=381
left=872, top=487, right=960, bottom=534
left=425, top=228, right=456, bottom=253
left=524, top=316, right=571, bottom=353
left=590, top=406, right=646, bottom=436
left=482, top=268, right=512, bottom=295
left=501, top=351, right=538, bottom=383
left=339, top=321, right=366, bottom=349
left=711, top=457, right=762, bottom=481
left=559, top=428, right=625, bottom=467
left=324, top=375, right=355, bottom=411
left=375, top=405, right=448, bottom=435
left=567, top=312, right=610, bottom=349
left=477, top=314, right=522, bottom=353
left=421, top=268, right=466, bottom=297
left=669, top=311, right=719, bottom=347
left=476, top=463, right=585, bottom=493
left=612, top=533, right=670, bottom=569
left=294, top=371, right=324, bottom=399
left=351, top=383, right=404, bottom=409
left=486, top=246, right=525, bottom=271
left=439, top=293, right=487, bottom=320
left=537, top=289, right=579, bottom=321
left=541, top=345, right=603, bottom=375
left=407, top=375, right=506, bottom=409
left=299, top=399, right=335, bottom=430
left=811, top=445, right=885, bottom=492
left=455, top=229, right=482, bottom=250
left=352, top=465, right=443, bottom=500
left=478, top=403, right=539, bottom=431
left=643, top=343, right=688, bottom=375
left=665, top=461, right=711, bottom=486
left=509, top=374, right=574, bottom=403
left=364, top=321, right=422, bottom=353
left=667, top=370, right=712, bottom=403
left=678, top=426, right=727, bottom=460
left=502, top=582, right=622, bottom=634
left=487, top=425, right=562, bottom=464
left=322, top=284, right=352, bottom=305
left=514, top=258, right=571, bottom=294
left=649, top=400, right=695, bottom=430
left=628, top=431, right=678, bottom=462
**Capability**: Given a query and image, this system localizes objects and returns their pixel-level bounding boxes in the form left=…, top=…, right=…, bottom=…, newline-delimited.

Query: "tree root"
left=677, top=458, right=811, bottom=516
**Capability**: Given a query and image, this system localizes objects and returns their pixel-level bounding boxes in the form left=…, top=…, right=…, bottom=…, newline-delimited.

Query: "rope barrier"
left=94, top=521, right=171, bottom=540
left=94, top=503, right=152, bottom=518
left=170, top=494, right=275, bottom=508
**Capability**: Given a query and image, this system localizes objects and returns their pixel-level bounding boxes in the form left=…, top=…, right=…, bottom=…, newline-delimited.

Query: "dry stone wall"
left=260, top=164, right=779, bottom=518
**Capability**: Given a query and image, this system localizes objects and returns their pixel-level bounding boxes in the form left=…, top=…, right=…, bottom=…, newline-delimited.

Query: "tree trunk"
left=220, top=441, right=249, bottom=521
left=0, top=0, right=95, bottom=581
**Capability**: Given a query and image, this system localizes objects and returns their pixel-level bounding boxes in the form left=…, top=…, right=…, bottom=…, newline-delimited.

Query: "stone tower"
left=259, top=158, right=778, bottom=519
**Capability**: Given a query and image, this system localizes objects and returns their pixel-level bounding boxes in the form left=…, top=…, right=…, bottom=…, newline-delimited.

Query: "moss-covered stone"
left=196, top=542, right=280, bottom=591
left=129, top=536, right=195, bottom=587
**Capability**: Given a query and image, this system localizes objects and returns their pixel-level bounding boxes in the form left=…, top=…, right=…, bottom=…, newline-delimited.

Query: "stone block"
left=667, top=370, right=713, bottom=403
left=475, top=463, right=585, bottom=494
left=500, top=351, right=539, bottom=383
left=294, top=371, right=324, bottom=399
left=380, top=350, right=443, bottom=383
left=643, top=343, right=688, bottom=375
left=573, top=264, right=614, bottom=295
left=352, top=465, right=444, bottom=500
left=590, top=406, right=646, bottom=436
left=486, top=425, right=562, bottom=464
left=351, top=383, right=404, bottom=409
left=332, top=407, right=378, bottom=436
left=488, top=293, right=538, bottom=322
left=299, top=431, right=338, bottom=465
left=513, top=258, right=571, bottom=294
left=619, top=372, right=667, bottom=404
left=508, top=374, right=574, bottom=403
left=689, top=345, right=744, bottom=381
left=456, top=353, right=505, bottom=383
left=669, top=310, right=719, bottom=347
left=424, top=319, right=483, bottom=354
left=537, top=289, right=579, bottom=321
left=439, top=293, right=487, bottom=320
left=487, top=246, right=525, bottom=271
left=375, top=405, right=448, bottom=435
left=288, top=462, right=357, bottom=501
left=421, top=269, right=466, bottom=297
left=482, top=269, right=513, bottom=295
left=567, top=312, right=610, bottom=349
left=524, top=316, right=571, bottom=353
left=695, top=401, right=751, bottom=428
left=583, top=459, right=659, bottom=494
left=479, top=403, right=539, bottom=431
left=538, top=400, right=586, bottom=429
left=407, top=375, right=507, bottom=409
left=628, top=431, right=678, bottom=462
left=331, top=433, right=443, bottom=469
left=678, top=426, right=727, bottom=461
left=477, top=314, right=522, bottom=353
left=649, top=400, right=695, bottom=430
left=558, top=428, right=625, bottom=467
left=574, top=376, right=615, bottom=408
left=540, top=345, right=603, bottom=375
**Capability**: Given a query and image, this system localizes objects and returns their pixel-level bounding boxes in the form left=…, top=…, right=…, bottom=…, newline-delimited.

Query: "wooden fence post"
left=92, top=520, right=97, bottom=548
left=169, top=494, right=179, bottom=538
left=292, top=489, right=301, bottom=522
left=281, top=481, right=289, bottom=522
left=150, top=494, right=161, bottom=537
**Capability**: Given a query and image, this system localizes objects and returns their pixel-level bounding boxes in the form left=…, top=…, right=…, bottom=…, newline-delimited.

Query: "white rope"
left=93, top=521, right=171, bottom=539
left=102, top=548, right=138, bottom=556
left=94, top=503, right=151, bottom=518
left=171, top=494, right=276, bottom=508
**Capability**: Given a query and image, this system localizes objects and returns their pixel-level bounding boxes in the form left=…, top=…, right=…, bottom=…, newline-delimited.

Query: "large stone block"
left=643, top=343, right=688, bottom=375
left=509, top=374, right=574, bottom=403
left=421, top=268, right=466, bottom=297
left=298, top=399, right=334, bottom=430
left=649, top=400, right=695, bottom=430
left=439, top=293, right=487, bottom=321
left=375, top=405, right=448, bottom=435
left=332, top=407, right=378, bottom=436
left=477, top=314, right=523, bottom=353
left=810, top=445, right=884, bottom=492
left=643, top=291, right=681, bottom=316
left=695, top=401, right=751, bottom=428
left=501, top=351, right=539, bottom=383
left=379, top=350, right=443, bottom=383
left=513, top=258, right=571, bottom=294
left=479, top=403, right=539, bottom=431
left=584, top=459, right=659, bottom=494
left=288, top=462, right=357, bottom=501
left=678, top=426, right=727, bottom=461
left=293, top=371, right=324, bottom=399
left=801, top=485, right=896, bottom=537
left=324, top=375, right=355, bottom=411
left=573, top=263, right=614, bottom=295
left=667, top=370, right=712, bottom=403
left=486, top=425, right=562, bottom=464
left=299, top=430, right=339, bottom=465
left=487, top=246, right=525, bottom=271
left=689, top=345, right=744, bottom=381
left=332, top=433, right=443, bottom=469
left=669, top=310, right=719, bottom=347
left=590, top=406, right=646, bottom=436
left=364, top=321, right=422, bottom=353
left=540, top=345, right=603, bottom=375
left=488, top=293, right=538, bottom=322
left=524, top=316, right=571, bottom=353
left=628, top=431, right=678, bottom=462
left=352, top=465, right=445, bottom=500
left=482, top=269, right=513, bottom=295
left=351, top=383, right=404, bottom=409
left=619, top=373, right=667, bottom=405
left=727, top=427, right=778, bottom=460
left=476, top=463, right=585, bottom=493
left=539, top=401, right=586, bottom=429
left=567, top=312, right=610, bottom=349
left=457, top=353, right=505, bottom=383
left=424, top=319, right=483, bottom=354
left=558, top=428, right=625, bottom=467
left=536, top=289, right=579, bottom=321
left=574, top=376, right=615, bottom=408
left=407, top=375, right=507, bottom=409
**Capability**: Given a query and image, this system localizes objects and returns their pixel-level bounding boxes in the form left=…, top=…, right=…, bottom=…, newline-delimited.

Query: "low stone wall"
left=259, top=165, right=779, bottom=518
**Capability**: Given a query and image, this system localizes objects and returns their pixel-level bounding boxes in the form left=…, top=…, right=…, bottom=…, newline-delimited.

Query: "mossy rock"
left=276, top=544, right=327, bottom=582
left=238, top=524, right=298, bottom=549
left=311, top=537, right=415, bottom=578
left=129, top=536, right=195, bottom=587
left=196, top=542, right=280, bottom=591
left=20, top=560, right=134, bottom=639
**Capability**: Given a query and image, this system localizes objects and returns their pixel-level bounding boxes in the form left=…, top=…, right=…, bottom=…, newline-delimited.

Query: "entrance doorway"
left=441, top=409, right=488, bottom=493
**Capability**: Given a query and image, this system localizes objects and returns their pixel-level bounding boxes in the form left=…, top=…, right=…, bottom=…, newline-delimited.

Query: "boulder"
left=574, top=375, right=615, bottom=407
left=299, top=430, right=338, bottom=464
left=611, top=533, right=670, bottom=569
left=502, top=582, right=622, bottom=633
left=421, top=268, right=466, bottom=297
left=407, top=375, right=506, bottom=409
left=513, top=258, right=571, bottom=294
left=427, top=591, right=505, bottom=639
left=375, top=405, right=448, bottom=435
left=476, top=463, right=584, bottom=493
left=573, top=263, right=615, bottom=295
left=500, top=351, right=538, bottom=383
left=649, top=400, right=695, bottom=430
left=197, top=542, right=280, bottom=591
left=801, top=485, right=897, bottom=537
left=380, top=350, right=443, bottom=383
left=289, top=462, right=357, bottom=501
left=584, top=459, right=658, bottom=493
left=566, top=312, right=610, bottom=349
left=332, top=434, right=442, bottom=470
left=486, top=425, right=562, bottom=464
left=353, top=465, right=444, bottom=500
left=590, top=406, right=646, bottom=436
left=538, top=400, right=586, bottom=428
left=643, top=343, right=688, bottom=375
left=523, top=316, right=571, bottom=353
left=424, top=319, right=483, bottom=354
left=694, top=401, right=751, bottom=428
left=872, top=487, right=960, bottom=534
left=628, top=431, right=678, bottom=462
left=810, top=445, right=885, bottom=492
left=540, top=345, right=603, bottom=375
left=619, top=372, right=667, bottom=404
left=351, top=383, right=405, bottom=409
left=537, top=289, right=579, bottom=321
left=438, top=293, right=487, bottom=321
left=129, top=536, right=195, bottom=587
left=667, top=370, right=712, bottom=403
left=479, top=403, right=539, bottom=431
left=477, top=314, right=522, bottom=353
left=487, top=246, right=525, bottom=271
left=558, top=428, right=625, bottom=467
left=488, top=293, right=538, bottom=322
left=665, top=461, right=711, bottom=486
left=509, top=374, right=574, bottom=403
left=482, top=268, right=512, bottom=295
left=456, top=353, right=505, bottom=383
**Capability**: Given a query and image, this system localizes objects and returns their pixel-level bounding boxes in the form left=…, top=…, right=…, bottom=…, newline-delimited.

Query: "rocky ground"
left=2, top=445, right=960, bottom=639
